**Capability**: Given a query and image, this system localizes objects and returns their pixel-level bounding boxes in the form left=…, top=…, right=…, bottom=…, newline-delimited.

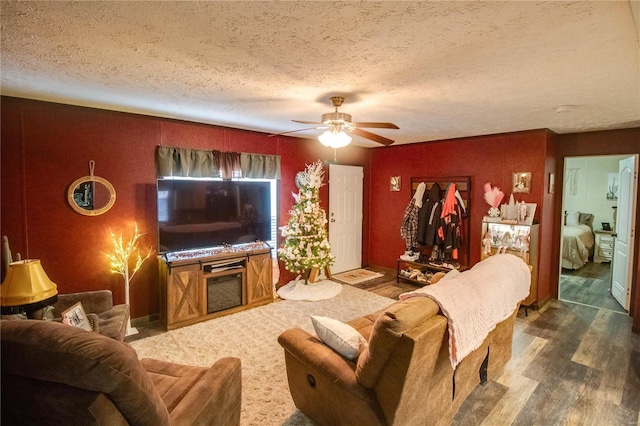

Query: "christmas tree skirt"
left=277, top=278, right=342, bottom=301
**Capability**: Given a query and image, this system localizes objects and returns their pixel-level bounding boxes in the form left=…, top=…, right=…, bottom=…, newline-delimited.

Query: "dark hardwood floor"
left=132, top=265, right=640, bottom=425
left=454, top=298, right=640, bottom=425
left=560, top=262, right=627, bottom=313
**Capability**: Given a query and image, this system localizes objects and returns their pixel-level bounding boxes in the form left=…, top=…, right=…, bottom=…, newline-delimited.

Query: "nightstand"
left=593, top=229, right=614, bottom=263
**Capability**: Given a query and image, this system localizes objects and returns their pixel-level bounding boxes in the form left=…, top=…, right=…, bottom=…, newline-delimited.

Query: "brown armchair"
left=52, top=290, right=129, bottom=341
left=1, top=319, right=242, bottom=426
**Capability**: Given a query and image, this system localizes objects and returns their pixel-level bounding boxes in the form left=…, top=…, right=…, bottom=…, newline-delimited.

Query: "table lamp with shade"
left=1, top=259, right=58, bottom=319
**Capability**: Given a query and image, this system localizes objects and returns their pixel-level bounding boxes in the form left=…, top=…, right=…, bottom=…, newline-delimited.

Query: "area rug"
left=332, top=268, right=384, bottom=285
left=130, top=285, right=392, bottom=426
left=276, top=277, right=342, bottom=301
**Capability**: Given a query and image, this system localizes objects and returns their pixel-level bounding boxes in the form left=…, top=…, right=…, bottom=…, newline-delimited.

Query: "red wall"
left=368, top=130, right=555, bottom=302
left=1, top=97, right=370, bottom=319
left=3, top=96, right=637, bottom=331
left=539, top=132, right=559, bottom=305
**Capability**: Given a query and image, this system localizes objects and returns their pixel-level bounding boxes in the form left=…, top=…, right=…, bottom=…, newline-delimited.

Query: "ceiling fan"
left=271, top=96, right=399, bottom=146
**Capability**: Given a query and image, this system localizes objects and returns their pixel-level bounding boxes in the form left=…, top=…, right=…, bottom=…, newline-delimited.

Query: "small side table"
left=593, top=229, right=614, bottom=263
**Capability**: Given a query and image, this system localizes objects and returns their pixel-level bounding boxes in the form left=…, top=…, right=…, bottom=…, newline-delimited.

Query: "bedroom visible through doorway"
left=559, top=154, right=634, bottom=313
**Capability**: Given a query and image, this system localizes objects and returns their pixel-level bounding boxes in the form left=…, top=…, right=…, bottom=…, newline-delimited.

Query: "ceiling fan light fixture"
left=318, top=129, right=352, bottom=148
left=283, top=96, right=397, bottom=145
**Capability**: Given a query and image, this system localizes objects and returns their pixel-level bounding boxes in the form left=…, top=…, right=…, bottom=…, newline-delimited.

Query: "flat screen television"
left=157, top=178, right=276, bottom=253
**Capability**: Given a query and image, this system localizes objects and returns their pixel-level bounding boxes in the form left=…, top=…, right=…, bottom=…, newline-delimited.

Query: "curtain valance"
left=156, top=146, right=280, bottom=180
left=241, top=152, right=281, bottom=179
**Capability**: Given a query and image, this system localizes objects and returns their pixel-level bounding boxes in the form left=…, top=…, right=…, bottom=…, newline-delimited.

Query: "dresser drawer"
left=599, top=248, right=612, bottom=258
left=600, top=241, right=614, bottom=250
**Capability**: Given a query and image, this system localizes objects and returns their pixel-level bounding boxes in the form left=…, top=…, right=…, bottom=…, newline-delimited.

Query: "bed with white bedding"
left=561, top=212, right=595, bottom=270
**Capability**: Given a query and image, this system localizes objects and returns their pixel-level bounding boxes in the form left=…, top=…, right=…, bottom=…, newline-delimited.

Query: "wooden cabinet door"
left=247, top=253, right=273, bottom=304
left=167, top=264, right=203, bottom=326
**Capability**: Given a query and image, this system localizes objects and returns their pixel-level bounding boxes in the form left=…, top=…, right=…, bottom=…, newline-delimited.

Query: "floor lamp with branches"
left=104, top=223, right=153, bottom=336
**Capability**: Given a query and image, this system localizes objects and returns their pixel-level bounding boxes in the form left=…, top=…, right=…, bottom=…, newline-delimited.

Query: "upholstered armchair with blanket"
left=278, top=254, right=530, bottom=426
left=52, top=290, right=129, bottom=341
left=1, top=319, right=242, bottom=426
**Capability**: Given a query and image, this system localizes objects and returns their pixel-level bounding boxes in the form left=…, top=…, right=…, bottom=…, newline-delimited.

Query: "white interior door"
left=328, top=164, right=363, bottom=274
left=611, top=155, right=637, bottom=310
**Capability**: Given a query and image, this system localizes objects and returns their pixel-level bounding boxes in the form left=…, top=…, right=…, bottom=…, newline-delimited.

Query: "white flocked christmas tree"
left=278, top=160, right=334, bottom=283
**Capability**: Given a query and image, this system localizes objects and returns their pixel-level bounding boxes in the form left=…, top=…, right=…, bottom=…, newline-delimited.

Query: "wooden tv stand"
left=158, top=242, right=273, bottom=330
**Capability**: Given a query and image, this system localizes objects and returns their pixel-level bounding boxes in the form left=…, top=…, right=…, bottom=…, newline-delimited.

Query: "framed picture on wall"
left=512, top=172, right=532, bottom=193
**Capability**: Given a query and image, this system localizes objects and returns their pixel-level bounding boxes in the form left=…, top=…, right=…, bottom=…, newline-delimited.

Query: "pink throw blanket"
left=400, top=254, right=530, bottom=369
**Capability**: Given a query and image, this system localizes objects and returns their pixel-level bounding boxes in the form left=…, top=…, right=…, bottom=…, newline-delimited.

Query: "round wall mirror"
left=67, top=161, right=116, bottom=216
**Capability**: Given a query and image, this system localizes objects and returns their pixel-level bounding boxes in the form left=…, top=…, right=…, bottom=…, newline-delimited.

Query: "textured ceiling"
left=1, top=1, right=639, bottom=147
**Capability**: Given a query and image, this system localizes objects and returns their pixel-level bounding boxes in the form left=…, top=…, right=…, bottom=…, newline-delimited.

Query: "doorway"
left=328, top=164, right=363, bottom=274
left=559, top=154, right=636, bottom=313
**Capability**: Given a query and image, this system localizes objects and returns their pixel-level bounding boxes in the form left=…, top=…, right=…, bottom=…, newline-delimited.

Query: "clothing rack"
left=410, top=176, right=471, bottom=267
left=410, top=176, right=471, bottom=218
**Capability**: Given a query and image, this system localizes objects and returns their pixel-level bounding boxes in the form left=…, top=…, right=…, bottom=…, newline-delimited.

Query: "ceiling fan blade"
left=292, top=119, right=323, bottom=125
left=351, top=128, right=395, bottom=146
left=268, top=126, right=327, bottom=137
left=352, top=122, right=399, bottom=129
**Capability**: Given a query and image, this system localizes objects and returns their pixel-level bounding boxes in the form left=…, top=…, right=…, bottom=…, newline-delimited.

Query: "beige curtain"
left=157, top=146, right=280, bottom=180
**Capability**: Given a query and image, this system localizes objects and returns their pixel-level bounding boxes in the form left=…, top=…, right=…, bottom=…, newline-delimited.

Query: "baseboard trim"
left=536, top=294, right=552, bottom=309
